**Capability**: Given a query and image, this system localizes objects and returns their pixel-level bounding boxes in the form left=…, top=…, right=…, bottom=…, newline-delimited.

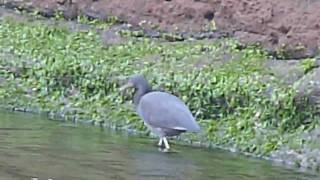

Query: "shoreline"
left=0, top=6, right=319, bottom=173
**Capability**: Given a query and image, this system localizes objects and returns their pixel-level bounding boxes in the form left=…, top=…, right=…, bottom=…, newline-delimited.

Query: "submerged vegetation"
left=0, top=15, right=319, bottom=164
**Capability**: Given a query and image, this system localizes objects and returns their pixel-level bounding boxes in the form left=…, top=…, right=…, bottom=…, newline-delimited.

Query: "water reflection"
left=0, top=111, right=318, bottom=180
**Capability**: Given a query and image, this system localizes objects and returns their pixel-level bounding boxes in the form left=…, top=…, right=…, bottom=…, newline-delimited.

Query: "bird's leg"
left=163, top=137, right=170, bottom=149
left=158, top=137, right=163, bottom=146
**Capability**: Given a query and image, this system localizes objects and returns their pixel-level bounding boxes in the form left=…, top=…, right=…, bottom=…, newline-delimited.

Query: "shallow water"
left=0, top=111, right=318, bottom=180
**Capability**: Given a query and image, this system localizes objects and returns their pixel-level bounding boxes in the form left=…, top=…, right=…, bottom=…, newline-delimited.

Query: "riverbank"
left=1, top=0, right=320, bottom=59
left=0, top=7, right=319, bottom=172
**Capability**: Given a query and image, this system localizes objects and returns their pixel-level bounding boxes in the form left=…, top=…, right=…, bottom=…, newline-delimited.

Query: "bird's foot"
left=157, top=137, right=176, bottom=153
left=163, top=137, right=170, bottom=149
left=158, top=147, right=169, bottom=153
left=158, top=138, right=163, bottom=147
left=158, top=147, right=178, bottom=153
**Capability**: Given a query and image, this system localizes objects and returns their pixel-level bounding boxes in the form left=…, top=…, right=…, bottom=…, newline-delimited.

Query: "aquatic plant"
left=0, top=17, right=317, bottom=156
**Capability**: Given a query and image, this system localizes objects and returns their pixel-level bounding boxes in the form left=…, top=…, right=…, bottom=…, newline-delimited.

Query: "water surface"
left=0, top=111, right=318, bottom=180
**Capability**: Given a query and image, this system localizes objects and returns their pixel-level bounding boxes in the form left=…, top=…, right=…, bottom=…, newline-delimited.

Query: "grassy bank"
left=0, top=17, right=318, bottom=162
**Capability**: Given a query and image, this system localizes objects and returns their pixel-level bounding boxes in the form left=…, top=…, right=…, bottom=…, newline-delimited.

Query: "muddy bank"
left=0, top=0, right=228, bottom=40
left=1, top=6, right=320, bottom=172
left=215, top=0, right=320, bottom=59
left=1, top=0, right=320, bottom=59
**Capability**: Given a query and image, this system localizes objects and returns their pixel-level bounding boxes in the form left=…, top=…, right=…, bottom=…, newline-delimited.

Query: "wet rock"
left=39, top=8, right=56, bottom=18
left=272, top=128, right=320, bottom=170
left=2, top=1, right=22, bottom=9
left=62, top=4, right=78, bottom=20
left=56, top=0, right=68, bottom=5
left=100, top=29, right=126, bottom=45
left=109, top=24, right=133, bottom=32
left=143, top=29, right=161, bottom=38
left=162, top=33, right=184, bottom=42
left=296, top=67, right=320, bottom=107
left=264, top=60, right=304, bottom=85
left=62, top=21, right=92, bottom=32
left=82, top=4, right=108, bottom=21
left=191, top=30, right=230, bottom=40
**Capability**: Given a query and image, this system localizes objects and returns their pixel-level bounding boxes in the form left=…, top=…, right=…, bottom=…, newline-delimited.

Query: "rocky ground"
left=1, top=0, right=320, bottom=59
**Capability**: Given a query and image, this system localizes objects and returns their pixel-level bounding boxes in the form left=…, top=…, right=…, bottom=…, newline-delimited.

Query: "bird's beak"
left=119, top=82, right=133, bottom=91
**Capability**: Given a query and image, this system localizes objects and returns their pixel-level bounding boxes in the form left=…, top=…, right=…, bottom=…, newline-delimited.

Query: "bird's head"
left=120, top=74, right=149, bottom=91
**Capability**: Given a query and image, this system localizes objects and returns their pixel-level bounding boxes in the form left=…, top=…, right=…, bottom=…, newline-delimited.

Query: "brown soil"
left=215, top=0, right=320, bottom=59
left=1, top=0, right=320, bottom=59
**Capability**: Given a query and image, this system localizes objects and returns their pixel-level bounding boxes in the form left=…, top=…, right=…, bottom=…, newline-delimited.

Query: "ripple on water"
left=0, top=111, right=318, bottom=179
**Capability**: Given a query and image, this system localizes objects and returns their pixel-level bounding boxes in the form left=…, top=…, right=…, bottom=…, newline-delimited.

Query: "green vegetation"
left=0, top=17, right=318, bottom=157
left=300, top=58, right=318, bottom=74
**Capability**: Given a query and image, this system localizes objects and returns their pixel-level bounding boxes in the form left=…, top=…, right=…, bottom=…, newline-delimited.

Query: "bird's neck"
left=134, top=85, right=151, bottom=106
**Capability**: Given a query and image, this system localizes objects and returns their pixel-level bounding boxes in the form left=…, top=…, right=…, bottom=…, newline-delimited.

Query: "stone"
left=100, top=29, right=125, bottom=45
left=62, top=4, right=78, bottom=20
left=264, top=60, right=304, bottom=85
left=296, top=67, right=320, bottom=107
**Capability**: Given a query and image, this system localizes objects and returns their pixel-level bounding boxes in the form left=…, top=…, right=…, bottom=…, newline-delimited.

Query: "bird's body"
left=138, top=91, right=200, bottom=136
left=120, top=74, right=200, bottom=150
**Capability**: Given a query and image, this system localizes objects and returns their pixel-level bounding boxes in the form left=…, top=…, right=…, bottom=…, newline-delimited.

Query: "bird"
left=120, top=74, right=201, bottom=150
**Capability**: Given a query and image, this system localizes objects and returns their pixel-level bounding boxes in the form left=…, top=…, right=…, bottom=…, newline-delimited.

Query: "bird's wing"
left=137, top=92, right=200, bottom=132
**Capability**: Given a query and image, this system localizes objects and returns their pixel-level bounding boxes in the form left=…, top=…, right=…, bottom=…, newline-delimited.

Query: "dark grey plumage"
left=120, top=74, right=200, bottom=149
